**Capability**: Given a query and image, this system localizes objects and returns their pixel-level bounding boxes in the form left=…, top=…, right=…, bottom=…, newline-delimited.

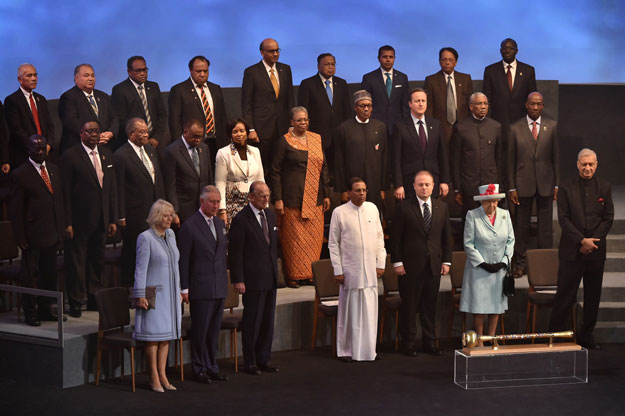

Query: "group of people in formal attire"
left=3, top=35, right=615, bottom=390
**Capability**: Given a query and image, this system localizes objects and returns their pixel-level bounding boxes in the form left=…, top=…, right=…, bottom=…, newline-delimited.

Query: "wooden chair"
left=526, top=249, right=576, bottom=341
left=104, top=229, right=123, bottom=286
left=311, top=259, right=340, bottom=353
left=220, top=282, right=242, bottom=372
left=94, top=287, right=144, bottom=392
left=0, top=221, right=21, bottom=313
left=379, top=254, right=402, bottom=351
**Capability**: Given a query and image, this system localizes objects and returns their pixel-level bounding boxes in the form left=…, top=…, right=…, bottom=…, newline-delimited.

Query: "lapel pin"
left=458, top=83, right=462, bottom=87
left=520, top=72, right=523, bottom=76
left=543, top=126, right=547, bottom=131
left=375, top=144, right=379, bottom=150
left=102, top=155, right=106, bottom=161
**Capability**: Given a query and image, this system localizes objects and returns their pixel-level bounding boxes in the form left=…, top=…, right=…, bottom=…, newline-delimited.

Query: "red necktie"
left=40, top=165, right=53, bottom=194
left=506, top=65, right=513, bottom=92
left=532, top=121, right=538, bottom=140
left=29, top=94, right=42, bottom=135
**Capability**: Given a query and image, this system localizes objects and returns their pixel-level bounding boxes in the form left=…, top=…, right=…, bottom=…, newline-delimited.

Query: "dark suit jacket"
left=4, top=89, right=56, bottom=166
left=111, top=79, right=168, bottom=147
left=113, top=142, right=165, bottom=232
left=162, top=137, right=213, bottom=223
left=168, top=78, right=227, bottom=150
left=557, top=176, right=613, bottom=262
left=297, top=73, right=352, bottom=151
left=507, top=116, right=559, bottom=197
left=0, top=100, right=7, bottom=165
left=423, top=70, right=473, bottom=143
left=451, top=116, right=503, bottom=197
left=269, top=134, right=330, bottom=209
left=483, top=60, right=537, bottom=129
left=178, top=211, right=228, bottom=300
left=58, top=86, right=119, bottom=153
left=59, top=143, right=118, bottom=234
left=391, top=116, right=450, bottom=190
left=9, top=160, right=64, bottom=248
left=361, top=68, right=410, bottom=136
left=241, top=61, right=294, bottom=141
left=229, top=204, right=278, bottom=291
left=390, top=198, right=452, bottom=276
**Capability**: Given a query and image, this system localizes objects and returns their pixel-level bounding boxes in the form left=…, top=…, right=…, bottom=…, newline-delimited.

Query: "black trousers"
left=241, top=289, right=276, bottom=367
left=19, top=244, right=58, bottom=316
left=65, top=228, right=106, bottom=306
left=190, top=298, right=225, bottom=375
left=513, top=194, right=553, bottom=267
left=398, top=262, right=441, bottom=349
left=549, top=258, right=605, bottom=342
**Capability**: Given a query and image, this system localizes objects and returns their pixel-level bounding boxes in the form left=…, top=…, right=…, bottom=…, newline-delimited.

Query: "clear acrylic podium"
left=454, top=343, right=588, bottom=389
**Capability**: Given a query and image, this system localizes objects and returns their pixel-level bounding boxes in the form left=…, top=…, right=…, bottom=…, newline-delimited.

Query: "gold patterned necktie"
left=270, top=69, right=279, bottom=99
left=198, top=85, right=215, bottom=136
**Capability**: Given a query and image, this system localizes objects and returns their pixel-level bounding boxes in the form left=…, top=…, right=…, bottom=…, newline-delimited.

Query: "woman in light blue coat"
left=133, top=199, right=182, bottom=392
left=460, top=184, right=515, bottom=346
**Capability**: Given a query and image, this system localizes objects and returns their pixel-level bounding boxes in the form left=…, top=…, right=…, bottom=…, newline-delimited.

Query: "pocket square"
left=395, top=85, right=402, bottom=88
left=107, top=165, right=113, bottom=168
left=273, top=226, right=278, bottom=231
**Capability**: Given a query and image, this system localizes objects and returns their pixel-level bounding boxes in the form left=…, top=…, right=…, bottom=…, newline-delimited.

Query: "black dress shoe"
left=401, top=346, right=417, bottom=357
left=25, top=315, right=41, bottom=327
left=68, top=305, right=82, bottom=318
left=338, top=356, right=352, bottom=363
left=245, top=366, right=261, bottom=375
left=193, top=371, right=212, bottom=383
left=580, top=341, right=601, bottom=350
left=207, top=372, right=229, bottom=381
left=258, top=363, right=279, bottom=373
left=286, top=280, right=299, bottom=289
left=39, top=311, right=68, bottom=322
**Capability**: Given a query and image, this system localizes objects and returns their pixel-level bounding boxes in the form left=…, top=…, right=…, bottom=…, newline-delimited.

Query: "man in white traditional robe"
left=329, top=177, right=386, bottom=362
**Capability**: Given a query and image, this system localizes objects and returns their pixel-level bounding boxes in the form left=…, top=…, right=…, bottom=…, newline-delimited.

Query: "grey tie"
left=87, top=94, right=99, bottom=117
left=446, top=75, right=456, bottom=125
left=423, top=202, right=431, bottom=233
left=259, top=210, right=270, bottom=245
left=190, top=146, right=200, bottom=176
left=137, top=85, right=153, bottom=133
left=207, top=217, right=217, bottom=240
left=139, top=147, right=155, bottom=183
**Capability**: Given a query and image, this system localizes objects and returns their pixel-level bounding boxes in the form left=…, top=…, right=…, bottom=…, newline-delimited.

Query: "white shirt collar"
left=527, top=115, right=542, bottom=126
left=129, top=77, right=144, bottom=90
left=411, top=113, right=426, bottom=124
left=443, top=70, right=455, bottom=79
left=355, top=115, right=370, bottom=124
left=502, top=59, right=517, bottom=70
left=249, top=202, right=264, bottom=217
left=417, top=196, right=431, bottom=209
left=28, top=157, right=45, bottom=170
left=380, top=67, right=393, bottom=76
left=81, top=142, right=98, bottom=155
left=347, top=200, right=364, bottom=211
left=262, top=60, right=277, bottom=73
left=319, top=73, right=333, bottom=84
left=128, top=140, right=144, bottom=153
left=181, top=136, right=195, bottom=149
left=20, top=86, right=34, bottom=100
left=198, top=208, right=213, bottom=222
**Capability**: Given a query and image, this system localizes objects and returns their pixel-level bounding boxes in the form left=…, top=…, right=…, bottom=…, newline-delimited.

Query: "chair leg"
left=230, top=330, right=234, bottom=358
left=379, top=303, right=386, bottom=345
left=500, top=316, right=506, bottom=344
left=121, top=349, right=125, bottom=380
left=311, top=312, right=319, bottom=350
left=532, top=305, right=538, bottom=343
left=179, top=337, right=184, bottom=382
left=130, top=347, right=136, bottom=393
left=234, top=330, right=239, bottom=373
left=525, top=301, right=532, bottom=333
left=394, top=309, right=399, bottom=352
left=95, top=345, right=102, bottom=386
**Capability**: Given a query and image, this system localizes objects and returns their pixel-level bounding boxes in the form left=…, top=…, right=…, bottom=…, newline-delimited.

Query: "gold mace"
left=462, top=330, right=574, bottom=349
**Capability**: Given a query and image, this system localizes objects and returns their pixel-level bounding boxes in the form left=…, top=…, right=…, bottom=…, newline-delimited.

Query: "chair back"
left=0, top=221, right=18, bottom=260
left=95, top=287, right=131, bottom=330
left=312, top=259, right=339, bottom=299
left=450, top=251, right=467, bottom=289
left=526, top=249, right=559, bottom=287
left=381, top=254, right=399, bottom=293
left=224, top=283, right=239, bottom=309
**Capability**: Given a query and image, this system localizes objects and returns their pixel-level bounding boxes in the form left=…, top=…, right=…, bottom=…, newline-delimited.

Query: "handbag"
left=129, top=286, right=156, bottom=309
left=502, top=256, right=515, bottom=297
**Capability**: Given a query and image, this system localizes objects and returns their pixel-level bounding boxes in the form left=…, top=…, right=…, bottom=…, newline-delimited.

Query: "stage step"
left=578, top=273, right=625, bottom=302
left=607, top=234, right=625, bottom=252
left=593, top=321, right=625, bottom=343
left=610, top=220, right=625, bottom=235
left=580, top=301, right=625, bottom=322
left=604, top=253, right=625, bottom=272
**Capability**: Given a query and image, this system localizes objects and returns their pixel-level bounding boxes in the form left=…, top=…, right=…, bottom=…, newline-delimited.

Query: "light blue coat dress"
left=459, top=206, right=515, bottom=314
left=133, top=228, right=182, bottom=341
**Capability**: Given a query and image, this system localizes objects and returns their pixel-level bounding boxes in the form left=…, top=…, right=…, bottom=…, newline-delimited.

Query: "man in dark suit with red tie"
left=9, top=135, right=65, bottom=326
left=179, top=185, right=229, bottom=383
left=58, top=64, right=119, bottom=153
left=298, top=53, right=352, bottom=173
left=241, top=38, right=295, bottom=171
left=391, top=88, right=450, bottom=201
left=59, top=120, right=118, bottom=317
left=168, top=56, right=227, bottom=167
left=163, top=119, right=213, bottom=224
left=229, top=181, right=279, bottom=375
left=423, top=47, right=473, bottom=146
left=483, top=38, right=537, bottom=137
left=361, top=45, right=410, bottom=137
left=4, top=63, right=56, bottom=169
left=111, top=56, right=169, bottom=154
left=114, top=118, right=166, bottom=287
left=549, top=149, right=613, bottom=350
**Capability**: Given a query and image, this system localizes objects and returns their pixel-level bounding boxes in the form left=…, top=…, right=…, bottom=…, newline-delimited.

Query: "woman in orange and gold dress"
left=269, top=107, right=330, bottom=288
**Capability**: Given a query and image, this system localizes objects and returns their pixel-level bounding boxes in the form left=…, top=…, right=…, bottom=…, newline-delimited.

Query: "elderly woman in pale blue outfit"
left=133, top=199, right=182, bottom=392
left=459, top=184, right=514, bottom=346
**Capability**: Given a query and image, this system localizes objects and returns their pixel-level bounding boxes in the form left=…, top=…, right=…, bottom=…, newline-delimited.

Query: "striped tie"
left=198, top=85, right=215, bottom=136
left=423, top=202, right=431, bottom=233
left=137, top=85, right=153, bottom=133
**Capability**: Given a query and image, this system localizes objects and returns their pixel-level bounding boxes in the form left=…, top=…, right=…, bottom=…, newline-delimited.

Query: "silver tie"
left=137, top=85, right=153, bottom=133
left=446, top=75, right=456, bottom=125
left=139, top=147, right=155, bottom=183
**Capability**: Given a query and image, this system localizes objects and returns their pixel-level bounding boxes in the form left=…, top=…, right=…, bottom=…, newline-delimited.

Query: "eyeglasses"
left=293, top=118, right=309, bottom=122
left=356, top=104, right=373, bottom=109
left=265, top=48, right=281, bottom=54
left=82, top=128, right=101, bottom=134
left=131, top=67, right=149, bottom=73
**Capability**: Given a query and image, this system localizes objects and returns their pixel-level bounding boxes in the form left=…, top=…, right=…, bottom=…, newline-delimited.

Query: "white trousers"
left=336, top=286, right=378, bottom=361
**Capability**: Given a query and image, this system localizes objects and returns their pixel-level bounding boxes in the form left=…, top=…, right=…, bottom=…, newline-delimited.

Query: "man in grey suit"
left=507, top=92, right=559, bottom=277
left=163, top=119, right=213, bottom=224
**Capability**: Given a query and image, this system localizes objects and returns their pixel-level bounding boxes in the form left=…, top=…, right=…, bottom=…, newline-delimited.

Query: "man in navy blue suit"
left=229, top=181, right=279, bottom=375
left=179, top=185, right=229, bottom=383
left=361, top=45, right=410, bottom=137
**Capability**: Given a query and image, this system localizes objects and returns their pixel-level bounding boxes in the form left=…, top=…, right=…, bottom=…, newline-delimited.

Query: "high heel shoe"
left=162, top=383, right=177, bottom=391
left=150, top=384, right=165, bottom=393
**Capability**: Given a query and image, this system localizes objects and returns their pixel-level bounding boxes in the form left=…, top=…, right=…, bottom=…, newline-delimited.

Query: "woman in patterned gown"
left=269, top=107, right=330, bottom=288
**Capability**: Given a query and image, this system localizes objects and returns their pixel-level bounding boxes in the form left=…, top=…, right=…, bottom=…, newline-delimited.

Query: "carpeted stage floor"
left=3, top=342, right=625, bottom=415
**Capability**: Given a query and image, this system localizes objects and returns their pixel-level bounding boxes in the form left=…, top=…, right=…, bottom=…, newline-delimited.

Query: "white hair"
left=577, top=148, right=597, bottom=161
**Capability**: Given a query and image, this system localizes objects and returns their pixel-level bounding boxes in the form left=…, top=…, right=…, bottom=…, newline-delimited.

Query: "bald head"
left=260, top=38, right=280, bottom=66
left=526, top=92, right=544, bottom=120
